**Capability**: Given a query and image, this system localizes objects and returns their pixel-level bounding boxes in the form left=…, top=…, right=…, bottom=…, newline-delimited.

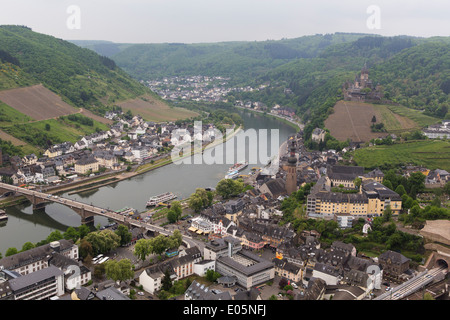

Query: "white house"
left=139, top=264, right=176, bottom=294
left=193, top=260, right=215, bottom=277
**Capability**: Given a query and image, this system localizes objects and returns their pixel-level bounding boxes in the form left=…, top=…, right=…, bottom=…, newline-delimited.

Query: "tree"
left=205, top=269, right=221, bottom=282
left=408, top=172, right=425, bottom=196
left=63, top=227, right=80, bottom=242
left=170, top=230, right=183, bottom=248
left=78, top=224, right=91, bottom=239
left=46, top=230, right=63, bottom=243
left=134, top=239, right=153, bottom=261
left=149, top=234, right=170, bottom=255
left=85, top=229, right=120, bottom=255
left=188, top=188, right=211, bottom=212
left=93, top=263, right=106, bottom=280
left=394, top=184, right=406, bottom=196
left=216, top=179, right=244, bottom=199
left=444, top=181, right=450, bottom=195
left=167, top=200, right=183, bottom=223
left=5, top=247, right=18, bottom=257
left=383, top=180, right=393, bottom=190
left=167, top=210, right=178, bottom=224
left=115, top=224, right=132, bottom=246
left=423, top=292, right=435, bottom=300
left=104, top=259, right=135, bottom=282
left=79, top=239, right=94, bottom=260
left=161, top=268, right=172, bottom=291
left=382, top=206, right=393, bottom=222
left=20, top=242, right=35, bottom=252
left=371, top=115, right=377, bottom=123
left=45, top=123, right=51, bottom=131
left=278, top=278, right=288, bottom=289
left=353, top=177, right=362, bottom=188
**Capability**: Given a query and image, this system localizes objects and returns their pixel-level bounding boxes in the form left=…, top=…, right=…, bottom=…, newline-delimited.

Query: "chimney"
left=228, top=240, right=233, bottom=258
left=49, top=241, right=61, bottom=253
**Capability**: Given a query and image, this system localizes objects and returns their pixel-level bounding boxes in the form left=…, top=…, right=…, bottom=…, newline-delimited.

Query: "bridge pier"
left=81, top=215, right=95, bottom=225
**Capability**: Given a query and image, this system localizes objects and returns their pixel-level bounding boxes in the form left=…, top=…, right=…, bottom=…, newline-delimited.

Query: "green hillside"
left=228, top=36, right=450, bottom=141
left=0, top=61, right=37, bottom=90
left=110, top=33, right=369, bottom=84
left=352, top=140, right=450, bottom=172
left=369, top=40, right=450, bottom=118
left=0, top=25, right=162, bottom=114
left=0, top=25, right=199, bottom=154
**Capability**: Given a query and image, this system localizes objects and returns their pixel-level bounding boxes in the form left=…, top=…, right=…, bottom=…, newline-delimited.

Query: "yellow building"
left=307, top=180, right=402, bottom=219
left=74, top=157, right=99, bottom=175
left=44, top=148, right=60, bottom=158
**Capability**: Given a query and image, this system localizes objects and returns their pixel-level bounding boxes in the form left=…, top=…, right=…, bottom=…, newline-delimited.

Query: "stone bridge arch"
left=423, top=244, right=450, bottom=271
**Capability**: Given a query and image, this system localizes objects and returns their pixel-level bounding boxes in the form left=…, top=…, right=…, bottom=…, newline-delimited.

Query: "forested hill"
left=369, top=40, right=450, bottom=117
left=228, top=35, right=450, bottom=139
left=0, top=25, right=162, bottom=115
left=72, top=32, right=450, bottom=137
left=107, top=33, right=370, bottom=83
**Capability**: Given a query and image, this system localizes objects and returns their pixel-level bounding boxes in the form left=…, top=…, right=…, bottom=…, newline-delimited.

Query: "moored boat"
left=146, top=192, right=177, bottom=207
left=227, top=161, right=248, bottom=173
left=225, top=170, right=240, bottom=180
left=0, top=209, right=8, bottom=221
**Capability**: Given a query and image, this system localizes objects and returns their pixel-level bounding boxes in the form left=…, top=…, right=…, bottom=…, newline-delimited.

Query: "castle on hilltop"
left=343, top=64, right=383, bottom=102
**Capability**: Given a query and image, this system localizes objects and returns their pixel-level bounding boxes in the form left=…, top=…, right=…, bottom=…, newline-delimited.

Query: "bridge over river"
left=0, top=182, right=201, bottom=249
left=0, top=182, right=127, bottom=224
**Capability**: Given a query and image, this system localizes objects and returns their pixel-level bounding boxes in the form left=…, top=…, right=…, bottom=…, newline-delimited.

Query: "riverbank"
left=0, top=125, right=244, bottom=201
left=233, top=105, right=303, bottom=132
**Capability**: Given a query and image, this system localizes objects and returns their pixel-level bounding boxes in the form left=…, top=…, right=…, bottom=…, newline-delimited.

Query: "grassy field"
left=0, top=116, right=109, bottom=149
left=0, top=62, right=37, bottom=90
left=326, top=101, right=441, bottom=142
left=0, top=102, right=33, bottom=126
left=118, top=95, right=199, bottom=122
left=372, top=104, right=418, bottom=132
left=325, top=101, right=389, bottom=142
left=0, top=84, right=78, bottom=120
left=352, top=140, right=450, bottom=171
left=384, top=105, right=440, bottom=128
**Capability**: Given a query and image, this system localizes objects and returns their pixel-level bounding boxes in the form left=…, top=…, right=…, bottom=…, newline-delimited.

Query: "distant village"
left=145, top=75, right=269, bottom=103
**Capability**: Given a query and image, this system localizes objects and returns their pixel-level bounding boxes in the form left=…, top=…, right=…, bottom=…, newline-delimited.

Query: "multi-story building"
left=307, top=179, right=402, bottom=220
left=327, top=165, right=364, bottom=189
left=272, top=258, right=303, bottom=283
left=0, top=240, right=78, bottom=276
left=311, top=128, right=326, bottom=143
left=378, top=250, right=411, bottom=282
left=74, top=156, right=99, bottom=174
left=204, top=237, right=274, bottom=290
left=1, top=265, right=65, bottom=300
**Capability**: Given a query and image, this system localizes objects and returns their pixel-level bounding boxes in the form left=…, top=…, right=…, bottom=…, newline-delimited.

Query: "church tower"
left=285, top=139, right=298, bottom=195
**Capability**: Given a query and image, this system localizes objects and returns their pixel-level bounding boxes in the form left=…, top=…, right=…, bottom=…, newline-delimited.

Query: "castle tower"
left=285, top=139, right=298, bottom=195
left=360, top=63, right=369, bottom=87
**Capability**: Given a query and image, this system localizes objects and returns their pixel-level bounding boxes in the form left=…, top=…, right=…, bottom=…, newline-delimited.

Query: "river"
left=0, top=110, right=297, bottom=255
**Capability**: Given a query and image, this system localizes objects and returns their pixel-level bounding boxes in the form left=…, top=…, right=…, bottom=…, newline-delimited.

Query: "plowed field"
left=0, top=84, right=77, bottom=120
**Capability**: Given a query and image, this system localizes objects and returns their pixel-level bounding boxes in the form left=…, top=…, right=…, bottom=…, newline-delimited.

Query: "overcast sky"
left=1, top=0, right=449, bottom=43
